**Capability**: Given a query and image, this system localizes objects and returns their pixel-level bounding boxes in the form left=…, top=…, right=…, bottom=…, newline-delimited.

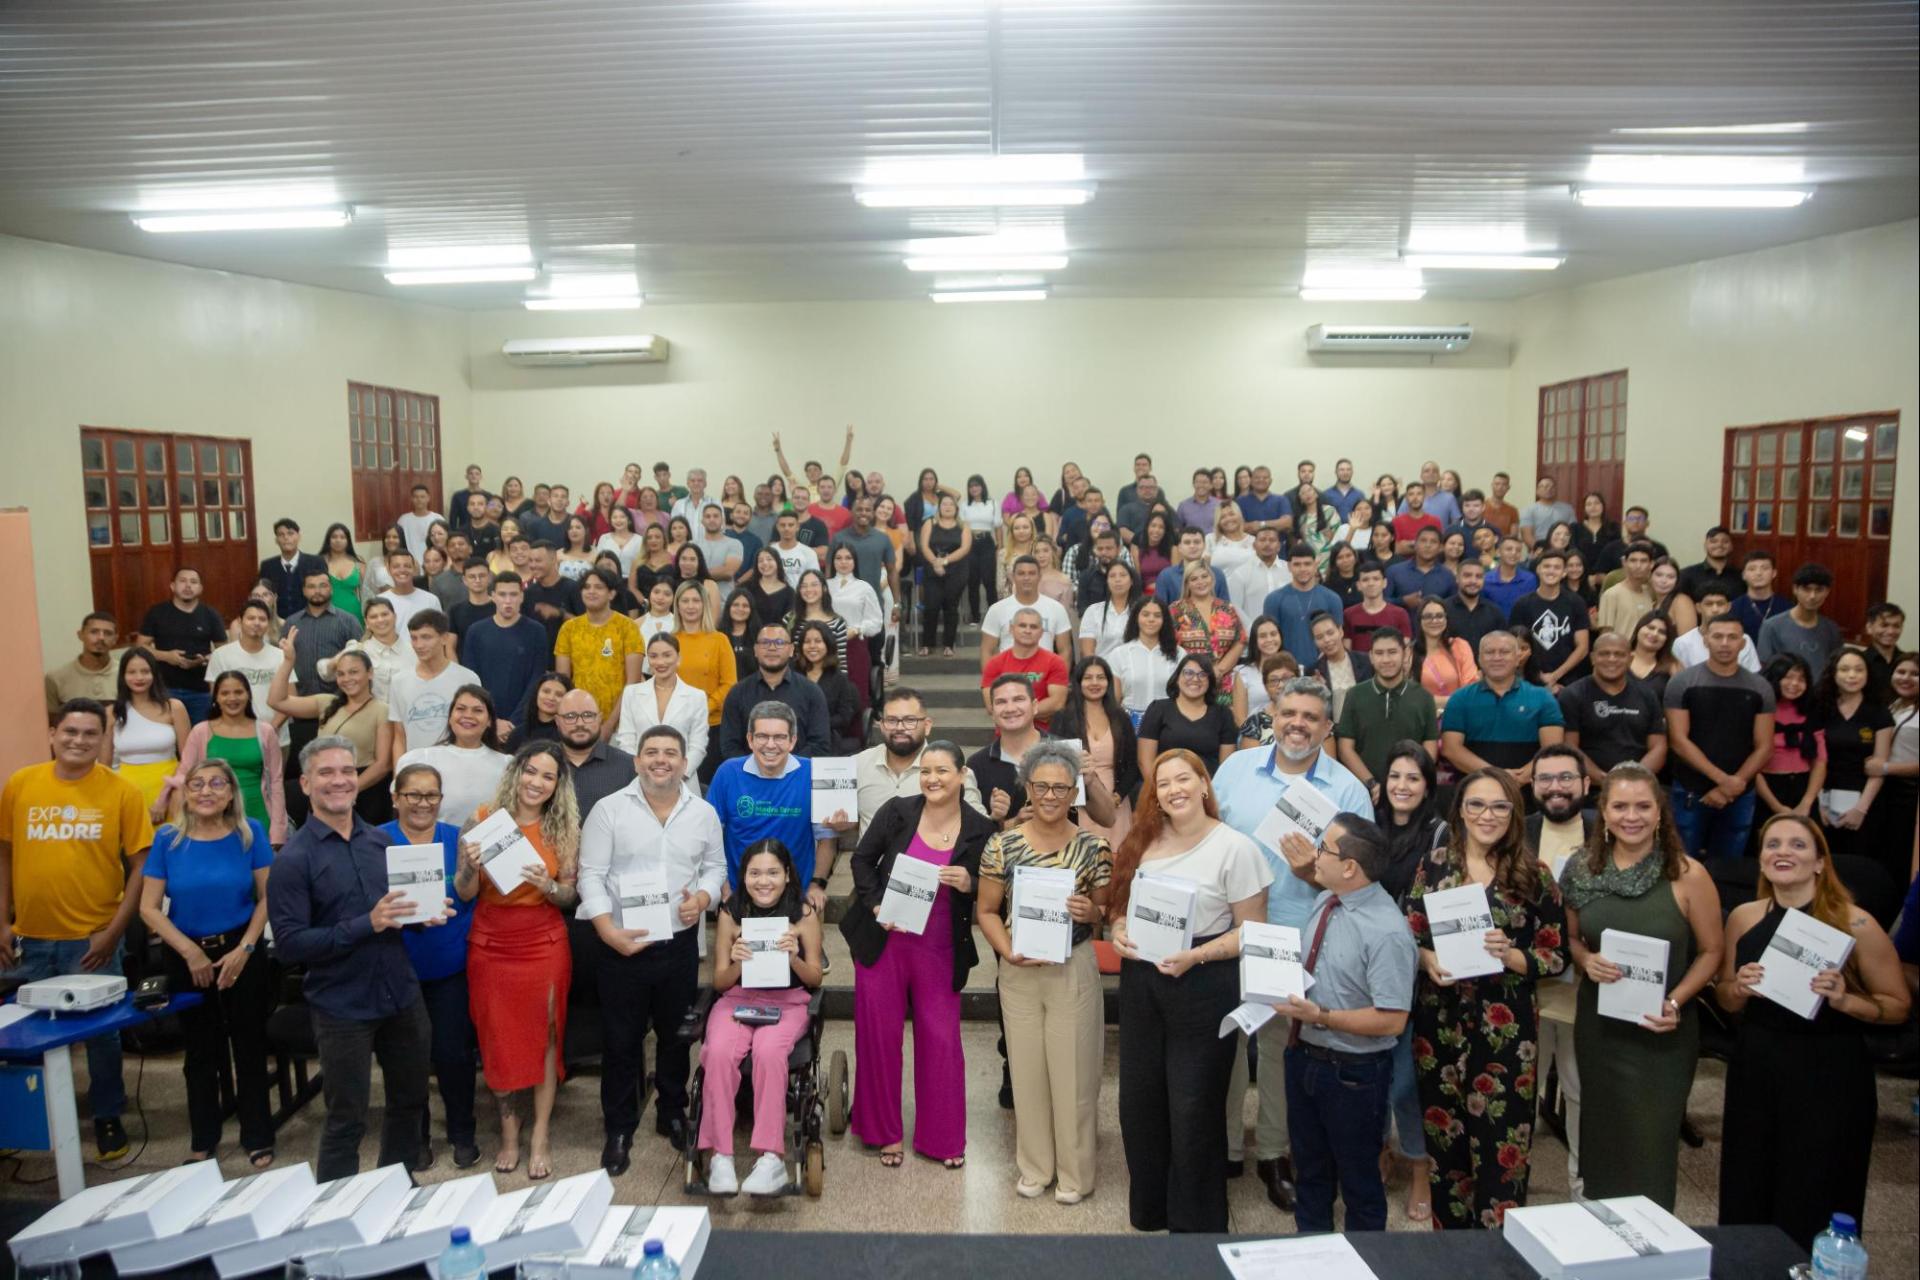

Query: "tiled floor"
left=4, top=1022, right=1914, bottom=1272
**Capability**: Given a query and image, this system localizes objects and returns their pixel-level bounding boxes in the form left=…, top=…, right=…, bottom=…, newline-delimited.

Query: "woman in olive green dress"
left=1557, top=763, right=1724, bottom=1209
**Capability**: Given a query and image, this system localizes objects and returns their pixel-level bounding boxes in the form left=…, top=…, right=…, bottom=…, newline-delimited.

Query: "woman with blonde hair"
left=456, top=740, right=580, bottom=1179
left=670, top=580, right=736, bottom=783
left=1000, top=511, right=1043, bottom=595
left=487, top=517, right=522, bottom=576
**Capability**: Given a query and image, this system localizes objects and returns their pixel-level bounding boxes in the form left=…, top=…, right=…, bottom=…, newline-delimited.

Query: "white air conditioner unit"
left=501, top=335, right=670, bottom=366
left=1305, top=324, right=1473, bottom=354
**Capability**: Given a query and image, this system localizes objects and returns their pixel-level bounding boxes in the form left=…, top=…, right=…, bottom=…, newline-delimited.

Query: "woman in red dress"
left=457, top=740, right=580, bottom=1179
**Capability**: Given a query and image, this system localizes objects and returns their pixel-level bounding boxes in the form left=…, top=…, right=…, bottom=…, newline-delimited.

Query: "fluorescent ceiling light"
left=132, top=208, right=352, bottom=233
left=1585, top=154, right=1805, bottom=186
left=524, top=295, right=644, bottom=311
left=863, top=154, right=1084, bottom=186
left=541, top=272, right=640, bottom=297
left=903, top=229, right=1067, bottom=256
left=1403, top=254, right=1563, bottom=271
left=929, top=288, right=1048, bottom=303
left=1575, top=187, right=1810, bottom=208
left=137, top=184, right=340, bottom=213
left=1302, top=264, right=1423, bottom=290
left=1611, top=122, right=1811, bottom=135
left=905, top=254, right=1068, bottom=272
left=1404, top=225, right=1530, bottom=254
left=855, top=185, right=1093, bottom=208
left=385, top=266, right=538, bottom=285
left=386, top=244, right=533, bottom=268
left=1299, top=288, right=1427, bottom=302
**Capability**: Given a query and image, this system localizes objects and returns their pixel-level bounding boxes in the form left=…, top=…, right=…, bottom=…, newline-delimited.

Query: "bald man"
left=554, top=688, right=635, bottom=817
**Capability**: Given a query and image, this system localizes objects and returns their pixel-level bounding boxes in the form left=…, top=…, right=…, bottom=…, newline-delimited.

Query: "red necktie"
left=1289, top=898, right=1341, bottom=1047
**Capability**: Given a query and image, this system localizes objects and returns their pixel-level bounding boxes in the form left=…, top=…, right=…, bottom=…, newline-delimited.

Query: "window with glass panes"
left=1536, top=371, right=1628, bottom=519
left=1723, top=415, right=1898, bottom=630
left=348, top=382, right=442, bottom=541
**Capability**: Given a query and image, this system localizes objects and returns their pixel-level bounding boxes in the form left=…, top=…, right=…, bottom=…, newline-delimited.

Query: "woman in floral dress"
left=1404, top=768, right=1567, bottom=1229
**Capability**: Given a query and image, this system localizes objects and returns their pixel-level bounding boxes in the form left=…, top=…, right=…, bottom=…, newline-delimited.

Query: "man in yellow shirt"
left=0, top=697, right=155, bottom=1159
left=554, top=568, right=643, bottom=724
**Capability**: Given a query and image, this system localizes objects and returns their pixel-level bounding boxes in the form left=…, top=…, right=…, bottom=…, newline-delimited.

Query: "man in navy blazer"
left=259, top=517, right=329, bottom=619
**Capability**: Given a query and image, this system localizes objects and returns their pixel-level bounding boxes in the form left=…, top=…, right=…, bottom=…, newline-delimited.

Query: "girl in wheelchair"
left=697, top=838, right=825, bottom=1195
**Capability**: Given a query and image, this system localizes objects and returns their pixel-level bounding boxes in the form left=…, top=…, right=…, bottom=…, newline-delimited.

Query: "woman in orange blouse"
left=1413, top=598, right=1479, bottom=716
left=456, top=740, right=580, bottom=1180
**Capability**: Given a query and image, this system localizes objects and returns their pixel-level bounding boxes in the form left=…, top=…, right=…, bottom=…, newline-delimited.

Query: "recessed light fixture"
left=132, top=207, right=353, bottom=233
left=1402, top=254, right=1563, bottom=271
left=930, top=287, right=1049, bottom=303
left=387, top=244, right=533, bottom=268
left=856, top=186, right=1093, bottom=208
left=1299, top=288, right=1427, bottom=302
left=386, top=267, right=539, bottom=286
left=1303, top=264, right=1423, bottom=290
left=856, top=154, right=1093, bottom=208
left=905, top=254, right=1069, bottom=272
left=1585, top=154, right=1805, bottom=186
left=1610, top=122, right=1811, bottom=135
left=1574, top=187, right=1811, bottom=208
left=524, top=295, right=644, bottom=311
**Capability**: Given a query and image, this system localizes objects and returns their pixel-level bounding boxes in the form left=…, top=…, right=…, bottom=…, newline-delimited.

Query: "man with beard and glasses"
left=1557, top=630, right=1669, bottom=782
left=717, top=620, right=831, bottom=760
left=553, top=689, right=634, bottom=818
left=848, top=687, right=982, bottom=842
left=1212, top=677, right=1374, bottom=1214
left=1523, top=742, right=1596, bottom=1198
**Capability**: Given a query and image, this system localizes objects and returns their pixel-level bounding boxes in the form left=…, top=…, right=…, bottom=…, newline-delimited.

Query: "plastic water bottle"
left=1810, top=1213, right=1868, bottom=1280
left=634, top=1239, right=680, bottom=1280
left=437, top=1227, right=486, bottom=1280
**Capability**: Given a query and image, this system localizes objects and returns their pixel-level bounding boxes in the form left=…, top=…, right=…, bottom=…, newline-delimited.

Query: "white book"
left=11, top=1159, right=226, bottom=1268
left=111, top=1164, right=317, bottom=1275
left=1596, top=929, right=1670, bottom=1027
left=1239, top=921, right=1307, bottom=1004
left=331, top=1173, right=497, bottom=1278
left=385, top=842, right=447, bottom=924
left=467, top=806, right=545, bottom=896
left=1424, top=883, right=1505, bottom=981
left=1127, top=871, right=1198, bottom=965
left=211, top=1164, right=410, bottom=1278
left=875, top=853, right=942, bottom=935
left=1502, top=1195, right=1712, bottom=1280
left=565, top=1205, right=711, bottom=1280
left=740, top=915, right=793, bottom=989
left=426, top=1171, right=612, bottom=1280
left=1753, top=906, right=1857, bottom=1020
left=615, top=864, right=676, bottom=941
left=1010, top=865, right=1076, bottom=964
left=809, top=756, right=859, bottom=824
left=1053, top=738, right=1090, bottom=806
left=1253, top=773, right=1340, bottom=853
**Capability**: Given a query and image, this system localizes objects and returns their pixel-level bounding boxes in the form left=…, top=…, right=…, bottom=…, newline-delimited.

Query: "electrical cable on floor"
left=6, top=1047, right=150, bottom=1185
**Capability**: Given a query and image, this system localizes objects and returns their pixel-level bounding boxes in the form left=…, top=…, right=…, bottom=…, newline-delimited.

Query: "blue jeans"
left=1286, top=1045, right=1392, bottom=1233
left=8, top=937, right=125, bottom=1118
left=1669, top=783, right=1757, bottom=861
left=1385, top=1022, right=1428, bottom=1160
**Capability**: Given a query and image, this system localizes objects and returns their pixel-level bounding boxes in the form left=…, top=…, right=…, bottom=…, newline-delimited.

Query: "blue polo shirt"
left=379, top=820, right=473, bottom=983
left=706, top=754, right=824, bottom=887
left=1441, top=678, right=1565, bottom=770
left=1481, top=565, right=1538, bottom=617
left=1323, top=484, right=1365, bottom=521
left=1261, top=583, right=1346, bottom=663
left=1214, top=747, right=1374, bottom=931
left=1236, top=492, right=1289, bottom=528
left=1385, top=559, right=1455, bottom=605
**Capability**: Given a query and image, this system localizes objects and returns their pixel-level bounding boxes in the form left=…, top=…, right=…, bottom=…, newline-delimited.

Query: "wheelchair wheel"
left=803, top=1141, right=825, bottom=1197
left=828, top=1050, right=849, bottom=1135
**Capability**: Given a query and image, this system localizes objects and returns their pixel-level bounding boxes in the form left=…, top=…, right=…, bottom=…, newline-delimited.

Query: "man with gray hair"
left=1208, top=676, right=1374, bottom=1211
left=707, top=701, right=840, bottom=912
left=267, top=735, right=452, bottom=1179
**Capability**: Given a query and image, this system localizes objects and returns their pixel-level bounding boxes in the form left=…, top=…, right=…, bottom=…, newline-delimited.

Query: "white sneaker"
left=1054, top=1187, right=1085, bottom=1205
left=706, top=1153, right=739, bottom=1195
left=1016, top=1177, right=1047, bottom=1198
left=742, top=1151, right=789, bottom=1196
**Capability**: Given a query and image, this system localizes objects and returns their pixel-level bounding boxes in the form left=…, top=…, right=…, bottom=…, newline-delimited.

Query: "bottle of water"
left=437, top=1227, right=486, bottom=1280
left=634, top=1239, right=680, bottom=1280
left=1810, top=1213, right=1868, bottom=1280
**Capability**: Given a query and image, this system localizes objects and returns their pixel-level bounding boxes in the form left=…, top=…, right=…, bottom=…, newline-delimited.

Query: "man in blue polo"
left=705, top=700, right=840, bottom=914
left=1440, top=629, right=1565, bottom=786
left=1213, top=676, right=1373, bottom=1214
left=1383, top=527, right=1455, bottom=612
left=1262, top=545, right=1344, bottom=662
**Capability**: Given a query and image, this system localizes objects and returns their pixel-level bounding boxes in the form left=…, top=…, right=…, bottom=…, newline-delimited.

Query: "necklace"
left=920, top=812, right=962, bottom=847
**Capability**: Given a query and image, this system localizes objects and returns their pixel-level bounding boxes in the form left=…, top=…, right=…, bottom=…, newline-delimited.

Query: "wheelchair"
left=678, top=986, right=848, bottom=1197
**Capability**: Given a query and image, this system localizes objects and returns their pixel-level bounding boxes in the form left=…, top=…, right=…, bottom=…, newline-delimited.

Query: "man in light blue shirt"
left=1213, top=676, right=1374, bottom=1210
left=1262, top=546, right=1345, bottom=661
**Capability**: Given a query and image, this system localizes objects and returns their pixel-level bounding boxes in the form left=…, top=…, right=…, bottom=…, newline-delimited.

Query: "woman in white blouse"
left=610, top=633, right=710, bottom=778
left=592, top=502, right=645, bottom=579
left=1108, top=597, right=1181, bottom=728
left=828, top=544, right=886, bottom=645
left=1206, top=503, right=1256, bottom=580
left=355, top=598, right=410, bottom=703
left=960, top=474, right=1001, bottom=626
left=1079, top=561, right=1143, bottom=660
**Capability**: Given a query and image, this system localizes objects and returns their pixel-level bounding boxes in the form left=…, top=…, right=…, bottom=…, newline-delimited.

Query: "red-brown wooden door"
left=1537, top=371, right=1628, bottom=516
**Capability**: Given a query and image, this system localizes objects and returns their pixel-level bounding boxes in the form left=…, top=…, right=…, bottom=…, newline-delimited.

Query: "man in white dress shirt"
left=1229, top=528, right=1292, bottom=630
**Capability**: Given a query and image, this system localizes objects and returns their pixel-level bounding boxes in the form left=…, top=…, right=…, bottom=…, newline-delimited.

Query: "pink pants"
left=850, top=919, right=966, bottom=1160
left=696, top=985, right=812, bottom=1156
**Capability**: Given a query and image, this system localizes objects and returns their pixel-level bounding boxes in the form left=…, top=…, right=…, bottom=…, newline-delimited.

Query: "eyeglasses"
left=1179, top=668, right=1209, bottom=680
left=1533, top=772, right=1582, bottom=789
left=757, top=638, right=790, bottom=649
left=396, top=791, right=443, bottom=804
left=879, top=715, right=926, bottom=729
left=185, top=777, right=231, bottom=793
left=556, top=711, right=599, bottom=724
left=1461, top=799, right=1516, bottom=817
left=1028, top=781, right=1075, bottom=798
left=749, top=732, right=792, bottom=746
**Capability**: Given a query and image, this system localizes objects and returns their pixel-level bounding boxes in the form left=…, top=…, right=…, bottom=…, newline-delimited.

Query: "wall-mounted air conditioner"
left=501, top=335, right=670, bottom=366
left=1305, top=324, right=1473, bottom=354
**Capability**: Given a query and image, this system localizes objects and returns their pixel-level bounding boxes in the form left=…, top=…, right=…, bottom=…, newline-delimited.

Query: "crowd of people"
left=6, top=435, right=1916, bottom=1248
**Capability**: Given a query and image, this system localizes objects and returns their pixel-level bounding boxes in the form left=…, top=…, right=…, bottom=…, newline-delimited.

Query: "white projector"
left=15, top=974, right=127, bottom=1013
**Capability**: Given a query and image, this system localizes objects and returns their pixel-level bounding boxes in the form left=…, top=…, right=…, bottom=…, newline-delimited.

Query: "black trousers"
left=161, top=932, right=275, bottom=1154
left=311, top=999, right=431, bottom=1181
left=1116, top=948, right=1239, bottom=1232
left=599, top=925, right=700, bottom=1137
left=416, top=970, right=478, bottom=1147
left=965, top=544, right=998, bottom=621
left=921, top=566, right=963, bottom=649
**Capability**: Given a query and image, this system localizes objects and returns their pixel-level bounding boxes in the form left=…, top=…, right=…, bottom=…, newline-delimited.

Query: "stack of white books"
left=875, top=855, right=942, bottom=935
left=565, top=1205, right=711, bottom=1280
left=809, top=757, right=859, bottom=824
left=616, top=865, right=676, bottom=941
left=111, top=1164, right=317, bottom=1275
left=10, top=1160, right=226, bottom=1269
left=1127, top=871, right=1198, bottom=965
left=1502, top=1195, right=1711, bottom=1279
left=1423, top=883, right=1505, bottom=981
left=1010, top=865, right=1076, bottom=964
left=426, top=1170, right=613, bottom=1278
left=1239, top=921, right=1307, bottom=1003
left=332, top=1173, right=497, bottom=1278
left=1753, top=906, right=1857, bottom=1019
left=211, top=1164, right=411, bottom=1278
left=1596, top=929, right=1670, bottom=1026
left=740, top=915, right=793, bottom=988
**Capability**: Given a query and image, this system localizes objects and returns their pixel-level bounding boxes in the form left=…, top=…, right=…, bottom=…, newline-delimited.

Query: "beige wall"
left=0, top=234, right=472, bottom=663
left=1509, top=219, right=1919, bottom=617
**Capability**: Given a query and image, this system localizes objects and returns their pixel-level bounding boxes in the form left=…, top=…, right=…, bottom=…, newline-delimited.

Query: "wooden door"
left=1537, top=370, right=1628, bottom=516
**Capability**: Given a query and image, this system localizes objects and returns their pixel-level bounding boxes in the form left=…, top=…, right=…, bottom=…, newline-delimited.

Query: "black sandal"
left=879, top=1147, right=904, bottom=1168
left=247, top=1148, right=275, bottom=1170
left=943, top=1155, right=966, bottom=1170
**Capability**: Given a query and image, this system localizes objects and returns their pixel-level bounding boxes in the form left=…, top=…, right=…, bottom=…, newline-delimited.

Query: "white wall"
left=0, top=234, right=472, bottom=662
left=1509, top=219, right=1919, bottom=616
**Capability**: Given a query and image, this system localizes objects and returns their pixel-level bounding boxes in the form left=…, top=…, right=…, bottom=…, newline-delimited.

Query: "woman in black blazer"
left=840, top=741, right=995, bottom=1169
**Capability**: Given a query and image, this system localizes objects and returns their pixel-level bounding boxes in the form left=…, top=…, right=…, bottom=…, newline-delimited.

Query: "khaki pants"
left=1000, top=942, right=1104, bottom=1195
left=1225, top=1013, right=1290, bottom=1161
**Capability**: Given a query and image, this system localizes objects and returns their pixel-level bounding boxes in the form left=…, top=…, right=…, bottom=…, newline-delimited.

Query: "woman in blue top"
left=136, top=758, right=275, bottom=1166
left=379, top=760, right=482, bottom=1171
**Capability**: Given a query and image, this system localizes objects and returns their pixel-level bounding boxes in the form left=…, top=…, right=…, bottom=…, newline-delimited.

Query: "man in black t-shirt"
left=137, top=567, right=226, bottom=720
left=521, top=543, right=583, bottom=644
left=1443, top=560, right=1506, bottom=652
left=1664, top=616, right=1775, bottom=860
left=447, top=560, right=497, bottom=646
left=790, top=484, right=831, bottom=570
left=1557, top=631, right=1667, bottom=781
left=1510, top=551, right=1591, bottom=693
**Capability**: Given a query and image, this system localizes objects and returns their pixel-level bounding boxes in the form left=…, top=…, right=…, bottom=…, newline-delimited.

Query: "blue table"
left=0, top=993, right=201, bottom=1200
